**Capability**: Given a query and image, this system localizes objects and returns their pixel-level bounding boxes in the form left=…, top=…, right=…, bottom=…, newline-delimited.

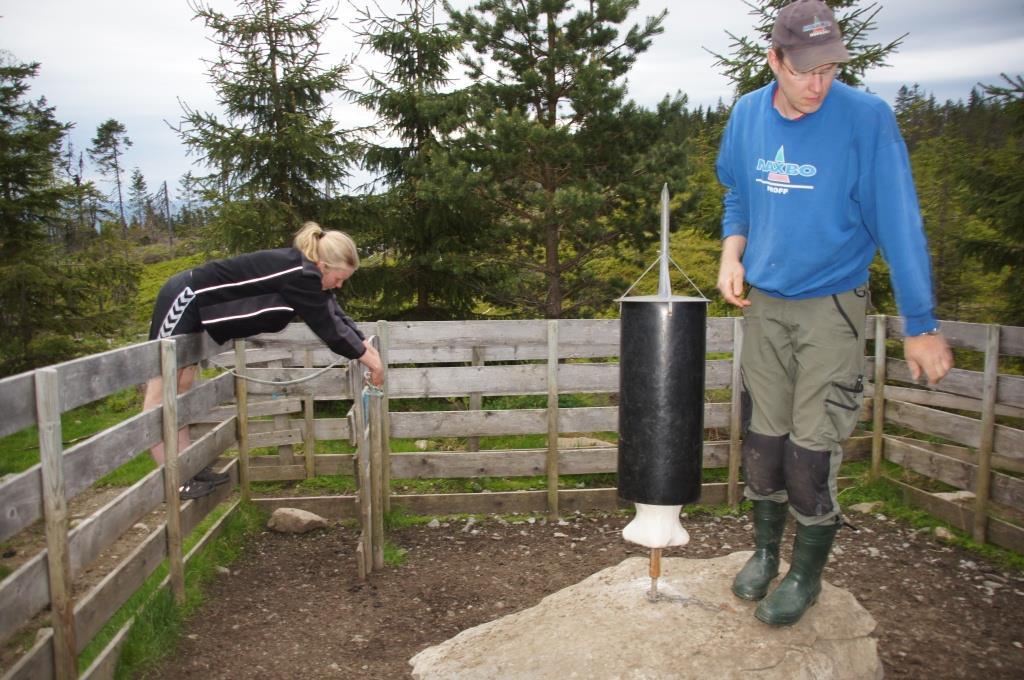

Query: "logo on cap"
left=804, top=16, right=833, bottom=38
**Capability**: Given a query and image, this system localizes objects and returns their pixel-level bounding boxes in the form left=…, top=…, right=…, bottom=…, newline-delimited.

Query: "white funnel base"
left=621, top=503, right=690, bottom=549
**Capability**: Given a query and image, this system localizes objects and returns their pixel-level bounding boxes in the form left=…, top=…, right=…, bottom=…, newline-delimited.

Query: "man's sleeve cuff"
left=903, top=314, right=939, bottom=337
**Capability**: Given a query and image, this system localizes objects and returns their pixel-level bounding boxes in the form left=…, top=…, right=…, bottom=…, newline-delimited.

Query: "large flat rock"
left=410, top=552, right=881, bottom=680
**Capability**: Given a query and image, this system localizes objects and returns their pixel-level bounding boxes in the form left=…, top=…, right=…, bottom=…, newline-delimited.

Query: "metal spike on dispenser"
left=657, top=183, right=671, bottom=299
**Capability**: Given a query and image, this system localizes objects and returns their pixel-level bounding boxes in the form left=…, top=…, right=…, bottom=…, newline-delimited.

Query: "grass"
left=76, top=501, right=265, bottom=678
left=0, top=388, right=142, bottom=477
left=96, top=453, right=156, bottom=487
left=383, top=540, right=408, bottom=566
left=834, top=463, right=1024, bottom=573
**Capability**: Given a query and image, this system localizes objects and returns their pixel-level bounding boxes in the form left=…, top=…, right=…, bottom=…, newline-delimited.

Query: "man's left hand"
left=904, top=333, right=954, bottom=385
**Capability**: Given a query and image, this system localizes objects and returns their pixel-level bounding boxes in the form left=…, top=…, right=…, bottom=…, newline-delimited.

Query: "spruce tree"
left=88, top=118, right=132, bottom=235
left=127, top=167, right=151, bottom=230
left=446, top=0, right=683, bottom=318
left=176, top=0, right=356, bottom=251
left=0, top=58, right=139, bottom=373
left=962, top=75, right=1024, bottom=326
left=350, top=0, right=491, bottom=320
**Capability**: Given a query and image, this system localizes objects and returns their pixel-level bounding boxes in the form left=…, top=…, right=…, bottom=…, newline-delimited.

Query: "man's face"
left=767, top=49, right=838, bottom=119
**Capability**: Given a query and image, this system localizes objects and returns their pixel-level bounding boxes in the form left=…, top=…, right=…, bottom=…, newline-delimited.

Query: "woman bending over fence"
left=143, top=221, right=384, bottom=499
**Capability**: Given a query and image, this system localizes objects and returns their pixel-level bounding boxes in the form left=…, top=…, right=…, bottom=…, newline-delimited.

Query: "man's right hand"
left=717, top=235, right=751, bottom=308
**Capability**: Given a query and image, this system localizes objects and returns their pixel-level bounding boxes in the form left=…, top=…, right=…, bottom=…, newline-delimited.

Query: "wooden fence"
left=1, top=315, right=1022, bottom=678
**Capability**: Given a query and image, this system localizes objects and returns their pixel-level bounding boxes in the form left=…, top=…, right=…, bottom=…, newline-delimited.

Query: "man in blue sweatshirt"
left=715, top=0, right=953, bottom=626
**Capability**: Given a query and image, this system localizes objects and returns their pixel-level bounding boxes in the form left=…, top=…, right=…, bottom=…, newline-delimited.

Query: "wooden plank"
left=369, top=389, right=385, bottom=571
left=385, top=361, right=732, bottom=399
left=249, top=429, right=304, bottom=449
left=885, top=437, right=1024, bottom=509
left=885, top=400, right=1024, bottom=461
left=253, top=478, right=858, bottom=520
left=881, top=384, right=1024, bottom=419
left=0, top=378, right=235, bottom=542
left=728, top=318, right=742, bottom=507
left=871, top=315, right=887, bottom=479
left=350, top=360, right=372, bottom=578
left=886, top=317, right=1024, bottom=356
left=72, top=476, right=233, bottom=653
left=205, top=347, right=295, bottom=368
left=467, top=346, right=484, bottom=453
left=312, top=454, right=356, bottom=475
left=885, top=358, right=1024, bottom=409
left=303, top=351, right=316, bottom=480
left=0, top=333, right=223, bottom=439
left=265, top=359, right=295, bottom=466
left=252, top=319, right=737, bottom=363
left=160, top=341, right=186, bottom=606
left=204, top=397, right=302, bottom=422
left=172, top=436, right=870, bottom=485
left=1, top=627, right=53, bottom=680
left=54, top=341, right=158, bottom=411
left=249, top=464, right=308, bottom=482
left=885, top=433, right=1024, bottom=475
left=886, top=438, right=976, bottom=491
left=0, top=421, right=235, bottom=649
left=377, top=323, right=393, bottom=513
left=235, top=341, right=251, bottom=503
left=974, top=326, right=1000, bottom=542
left=77, top=498, right=240, bottom=680
left=237, top=367, right=351, bottom=398
left=35, top=368, right=77, bottom=679
left=0, top=371, right=35, bottom=439
left=0, top=409, right=158, bottom=544
left=388, top=404, right=729, bottom=439
left=887, top=476, right=1024, bottom=554
left=253, top=495, right=357, bottom=518
left=68, top=471, right=165, bottom=577
left=546, top=320, right=559, bottom=520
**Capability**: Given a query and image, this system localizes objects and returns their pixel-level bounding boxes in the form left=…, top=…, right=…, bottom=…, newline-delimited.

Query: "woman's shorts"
left=148, top=270, right=203, bottom=340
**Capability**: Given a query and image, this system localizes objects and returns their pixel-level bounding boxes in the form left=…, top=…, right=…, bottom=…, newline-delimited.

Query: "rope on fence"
left=207, top=355, right=348, bottom=386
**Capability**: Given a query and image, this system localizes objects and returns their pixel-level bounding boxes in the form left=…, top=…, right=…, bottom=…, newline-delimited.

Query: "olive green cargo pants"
left=740, top=287, right=868, bottom=525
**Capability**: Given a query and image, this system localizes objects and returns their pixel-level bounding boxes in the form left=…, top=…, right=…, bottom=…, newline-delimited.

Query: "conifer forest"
left=1, top=0, right=1020, bottom=377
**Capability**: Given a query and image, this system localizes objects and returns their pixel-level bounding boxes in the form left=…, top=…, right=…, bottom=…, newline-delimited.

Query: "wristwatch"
left=911, top=327, right=940, bottom=337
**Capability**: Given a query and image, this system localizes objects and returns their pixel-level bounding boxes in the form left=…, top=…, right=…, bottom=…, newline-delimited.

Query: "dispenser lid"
left=618, top=294, right=708, bottom=303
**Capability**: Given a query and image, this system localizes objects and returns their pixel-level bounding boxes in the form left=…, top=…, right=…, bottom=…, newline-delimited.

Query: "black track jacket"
left=191, top=247, right=366, bottom=359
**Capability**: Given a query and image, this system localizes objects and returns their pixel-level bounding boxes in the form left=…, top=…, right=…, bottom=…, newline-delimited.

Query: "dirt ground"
left=145, top=505, right=1024, bottom=680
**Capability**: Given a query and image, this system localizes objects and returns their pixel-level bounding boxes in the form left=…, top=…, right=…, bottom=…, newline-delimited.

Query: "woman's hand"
left=360, top=341, right=385, bottom=388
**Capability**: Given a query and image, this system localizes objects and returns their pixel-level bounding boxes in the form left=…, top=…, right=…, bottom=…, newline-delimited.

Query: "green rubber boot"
left=731, top=500, right=789, bottom=601
left=755, top=519, right=840, bottom=626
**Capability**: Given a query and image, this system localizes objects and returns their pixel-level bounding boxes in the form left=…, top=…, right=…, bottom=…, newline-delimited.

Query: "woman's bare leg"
left=144, top=365, right=198, bottom=466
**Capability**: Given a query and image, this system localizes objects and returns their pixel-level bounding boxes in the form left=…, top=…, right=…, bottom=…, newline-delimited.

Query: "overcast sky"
left=3, top=0, right=1023, bottom=196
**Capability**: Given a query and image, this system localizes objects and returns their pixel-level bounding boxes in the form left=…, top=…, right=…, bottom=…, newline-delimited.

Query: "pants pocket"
left=824, top=375, right=864, bottom=442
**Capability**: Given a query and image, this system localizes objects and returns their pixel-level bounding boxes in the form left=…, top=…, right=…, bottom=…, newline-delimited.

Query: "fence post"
left=369, top=372, right=385, bottom=571
left=268, top=357, right=294, bottom=466
left=973, top=324, right=1000, bottom=543
left=871, top=315, right=888, bottom=480
left=160, top=340, right=186, bottom=605
left=349, top=358, right=373, bottom=578
left=303, top=350, right=316, bottom=479
left=377, top=321, right=392, bottom=513
left=727, top=317, right=744, bottom=508
left=234, top=340, right=251, bottom=503
left=467, top=346, right=484, bottom=453
left=35, top=368, right=78, bottom=679
left=546, top=320, right=560, bottom=521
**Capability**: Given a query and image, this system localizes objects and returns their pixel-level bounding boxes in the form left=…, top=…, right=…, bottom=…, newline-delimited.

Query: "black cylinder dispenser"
left=617, top=295, right=707, bottom=505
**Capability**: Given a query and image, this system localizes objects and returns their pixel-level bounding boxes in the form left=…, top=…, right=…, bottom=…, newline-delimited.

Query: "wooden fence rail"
left=1, top=315, right=1022, bottom=678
